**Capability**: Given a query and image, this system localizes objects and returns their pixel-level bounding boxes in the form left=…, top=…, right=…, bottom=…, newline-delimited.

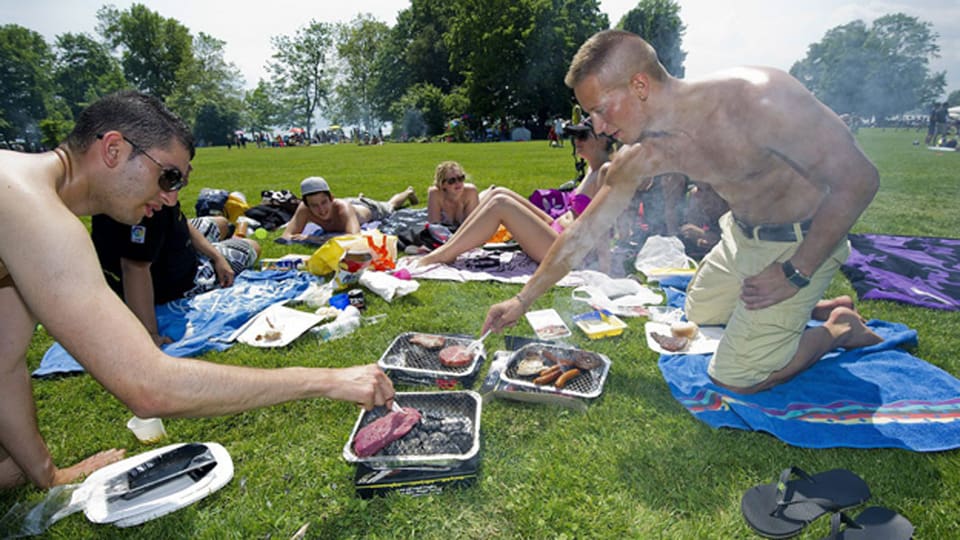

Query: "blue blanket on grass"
left=656, top=276, right=960, bottom=452
left=33, top=271, right=316, bottom=377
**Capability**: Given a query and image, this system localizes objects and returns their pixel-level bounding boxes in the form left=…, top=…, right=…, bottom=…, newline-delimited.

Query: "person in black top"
left=93, top=201, right=260, bottom=346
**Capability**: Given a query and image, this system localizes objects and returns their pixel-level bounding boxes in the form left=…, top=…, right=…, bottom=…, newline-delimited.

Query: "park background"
left=2, top=1, right=960, bottom=538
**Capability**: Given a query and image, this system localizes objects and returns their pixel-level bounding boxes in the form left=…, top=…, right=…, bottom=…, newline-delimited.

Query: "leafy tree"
left=268, top=20, right=336, bottom=138
left=0, top=24, right=54, bottom=143
left=790, top=13, right=945, bottom=120
left=332, top=14, right=391, bottom=131
left=167, top=32, right=244, bottom=129
left=616, top=0, right=686, bottom=77
left=38, top=96, right=73, bottom=148
left=193, top=101, right=241, bottom=147
left=447, top=0, right=607, bottom=128
left=53, top=32, right=127, bottom=118
left=97, top=3, right=194, bottom=99
left=370, top=0, right=460, bottom=124
left=244, top=79, right=279, bottom=133
left=948, top=90, right=960, bottom=107
left=390, top=83, right=446, bottom=137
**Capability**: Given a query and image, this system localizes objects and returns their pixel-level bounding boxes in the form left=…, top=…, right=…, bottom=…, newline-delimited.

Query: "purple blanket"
left=841, top=233, right=960, bottom=311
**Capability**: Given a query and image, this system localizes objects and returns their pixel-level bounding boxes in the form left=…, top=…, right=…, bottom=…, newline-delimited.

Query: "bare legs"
left=716, top=299, right=883, bottom=394
left=387, top=186, right=418, bottom=210
left=419, top=188, right=557, bottom=265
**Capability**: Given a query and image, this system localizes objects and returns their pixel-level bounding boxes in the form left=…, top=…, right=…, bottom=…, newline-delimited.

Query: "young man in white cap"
left=281, top=176, right=418, bottom=241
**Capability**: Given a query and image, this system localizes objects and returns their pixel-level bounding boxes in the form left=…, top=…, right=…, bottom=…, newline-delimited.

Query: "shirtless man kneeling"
left=483, top=30, right=883, bottom=394
left=280, top=176, right=417, bottom=242
left=0, top=91, right=395, bottom=490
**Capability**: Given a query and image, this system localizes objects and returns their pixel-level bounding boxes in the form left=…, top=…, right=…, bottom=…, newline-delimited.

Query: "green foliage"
left=4, top=132, right=960, bottom=538
left=37, top=96, right=73, bottom=148
left=243, top=80, right=279, bottom=133
left=96, top=3, right=194, bottom=100
left=948, top=89, right=960, bottom=107
left=268, top=20, right=336, bottom=138
left=332, top=15, right=391, bottom=132
left=616, top=0, right=687, bottom=77
left=53, top=32, right=127, bottom=118
left=167, top=32, right=244, bottom=130
left=391, top=83, right=447, bottom=137
left=790, top=13, right=944, bottom=118
left=447, top=0, right=608, bottom=125
left=0, top=24, right=54, bottom=142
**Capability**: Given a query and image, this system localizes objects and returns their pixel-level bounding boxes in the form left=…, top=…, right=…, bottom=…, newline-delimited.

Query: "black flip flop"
left=820, top=507, right=914, bottom=540
left=741, top=467, right=872, bottom=539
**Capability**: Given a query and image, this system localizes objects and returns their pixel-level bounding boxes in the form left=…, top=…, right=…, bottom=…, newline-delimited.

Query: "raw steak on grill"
left=353, top=407, right=422, bottom=457
left=439, top=345, right=474, bottom=367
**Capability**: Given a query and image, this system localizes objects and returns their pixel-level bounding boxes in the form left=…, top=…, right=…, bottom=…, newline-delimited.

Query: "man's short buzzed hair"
left=65, top=90, right=195, bottom=159
left=565, top=30, right=668, bottom=89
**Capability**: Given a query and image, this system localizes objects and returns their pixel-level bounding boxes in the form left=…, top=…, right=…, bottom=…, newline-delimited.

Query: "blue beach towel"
left=657, top=283, right=960, bottom=451
left=34, top=271, right=316, bottom=377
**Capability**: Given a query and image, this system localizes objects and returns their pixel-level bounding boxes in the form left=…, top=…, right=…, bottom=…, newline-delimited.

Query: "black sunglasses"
left=443, top=174, right=465, bottom=185
left=97, top=133, right=188, bottom=192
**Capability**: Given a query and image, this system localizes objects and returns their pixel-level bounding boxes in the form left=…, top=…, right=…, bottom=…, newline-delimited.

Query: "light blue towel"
left=34, top=271, right=316, bottom=377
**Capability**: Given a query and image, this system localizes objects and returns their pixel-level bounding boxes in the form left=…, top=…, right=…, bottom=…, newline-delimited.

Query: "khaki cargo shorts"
left=684, top=213, right=850, bottom=388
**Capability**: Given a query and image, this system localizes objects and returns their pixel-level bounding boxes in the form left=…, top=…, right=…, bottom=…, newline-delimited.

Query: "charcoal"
left=450, top=432, right=473, bottom=453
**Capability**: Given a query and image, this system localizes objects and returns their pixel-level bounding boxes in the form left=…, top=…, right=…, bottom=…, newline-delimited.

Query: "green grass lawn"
left=4, top=130, right=960, bottom=539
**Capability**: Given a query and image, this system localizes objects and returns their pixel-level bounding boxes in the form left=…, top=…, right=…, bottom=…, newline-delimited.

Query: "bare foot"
left=826, top=307, right=883, bottom=349
left=406, top=186, right=419, bottom=205
left=52, top=448, right=126, bottom=486
left=811, top=295, right=856, bottom=321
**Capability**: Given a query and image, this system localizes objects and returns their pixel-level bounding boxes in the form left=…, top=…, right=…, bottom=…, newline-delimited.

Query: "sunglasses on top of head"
left=443, top=174, right=465, bottom=185
left=97, top=133, right=188, bottom=192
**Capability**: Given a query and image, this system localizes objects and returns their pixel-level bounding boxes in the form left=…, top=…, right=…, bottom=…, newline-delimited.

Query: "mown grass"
left=4, top=130, right=959, bottom=539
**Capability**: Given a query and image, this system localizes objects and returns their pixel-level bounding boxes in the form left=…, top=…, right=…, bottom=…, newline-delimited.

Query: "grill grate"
left=378, top=333, right=481, bottom=376
left=500, top=343, right=610, bottom=399
left=343, top=391, right=482, bottom=469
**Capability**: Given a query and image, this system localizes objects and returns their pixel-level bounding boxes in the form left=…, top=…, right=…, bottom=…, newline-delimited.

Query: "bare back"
left=619, top=67, right=874, bottom=227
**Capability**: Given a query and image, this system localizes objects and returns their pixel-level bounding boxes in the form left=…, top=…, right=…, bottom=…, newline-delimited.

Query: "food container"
left=573, top=310, right=628, bottom=339
left=343, top=391, right=482, bottom=470
left=377, top=332, right=486, bottom=388
left=499, top=343, right=611, bottom=399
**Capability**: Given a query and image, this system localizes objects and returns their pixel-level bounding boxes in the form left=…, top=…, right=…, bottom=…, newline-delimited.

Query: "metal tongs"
left=465, top=328, right=492, bottom=357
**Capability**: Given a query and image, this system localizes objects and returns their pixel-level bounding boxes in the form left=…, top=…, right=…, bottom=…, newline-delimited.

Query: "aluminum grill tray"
left=342, top=391, right=482, bottom=470
left=499, top=343, right=611, bottom=399
left=377, top=332, right=484, bottom=379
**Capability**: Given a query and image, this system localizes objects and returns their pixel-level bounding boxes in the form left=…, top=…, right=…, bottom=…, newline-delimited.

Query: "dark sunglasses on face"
left=97, top=133, right=188, bottom=192
left=443, top=174, right=465, bottom=185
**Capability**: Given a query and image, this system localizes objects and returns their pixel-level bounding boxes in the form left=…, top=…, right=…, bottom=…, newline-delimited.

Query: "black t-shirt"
left=92, top=202, right=199, bottom=304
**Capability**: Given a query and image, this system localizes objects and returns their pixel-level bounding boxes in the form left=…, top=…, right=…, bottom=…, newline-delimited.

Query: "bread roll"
left=670, top=321, right=699, bottom=339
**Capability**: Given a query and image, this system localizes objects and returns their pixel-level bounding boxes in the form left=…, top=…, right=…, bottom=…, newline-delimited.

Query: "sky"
left=5, top=0, right=960, bottom=97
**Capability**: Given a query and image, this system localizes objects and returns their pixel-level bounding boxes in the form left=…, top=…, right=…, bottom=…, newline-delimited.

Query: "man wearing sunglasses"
left=0, top=91, right=396, bottom=491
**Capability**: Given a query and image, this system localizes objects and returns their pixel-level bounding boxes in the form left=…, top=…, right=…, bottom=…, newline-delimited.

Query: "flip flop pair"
left=819, top=506, right=914, bottom=540
left=741, top=467, right=871, bottom=539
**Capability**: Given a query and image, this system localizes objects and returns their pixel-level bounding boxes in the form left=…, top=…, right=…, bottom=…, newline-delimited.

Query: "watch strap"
left=782, top=260, right=810, bottom=288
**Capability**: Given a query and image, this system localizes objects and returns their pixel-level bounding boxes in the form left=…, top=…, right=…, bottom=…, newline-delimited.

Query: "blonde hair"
left=565, top=30, right=667, bottom=89
left=433, top=161, right=466, bottom=188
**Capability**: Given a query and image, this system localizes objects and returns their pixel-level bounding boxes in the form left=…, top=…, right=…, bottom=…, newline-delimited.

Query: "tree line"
left=0, top=0, right=950, bottom=149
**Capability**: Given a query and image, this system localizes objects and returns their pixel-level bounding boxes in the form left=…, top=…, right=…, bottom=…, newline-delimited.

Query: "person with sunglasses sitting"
left=426, top=161, right=480, bottom=230
left=91, top=196, right=262, bottom=347
left=413, top=117, right=614, bottom=267
left=0, top=91, right=397, bottom=492
left=280, top=177, right=418, bottom=242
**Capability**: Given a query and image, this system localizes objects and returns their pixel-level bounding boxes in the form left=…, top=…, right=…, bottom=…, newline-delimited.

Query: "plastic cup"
left=127, top=416, right=167, bottom=444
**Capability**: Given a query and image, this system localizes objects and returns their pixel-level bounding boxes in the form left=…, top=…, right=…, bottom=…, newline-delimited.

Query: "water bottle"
left=313, top=305, right=361, bottom=341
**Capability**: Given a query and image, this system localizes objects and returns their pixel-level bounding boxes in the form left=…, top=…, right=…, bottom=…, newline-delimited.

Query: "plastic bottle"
left=312, top=305, right=361, bottom=341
